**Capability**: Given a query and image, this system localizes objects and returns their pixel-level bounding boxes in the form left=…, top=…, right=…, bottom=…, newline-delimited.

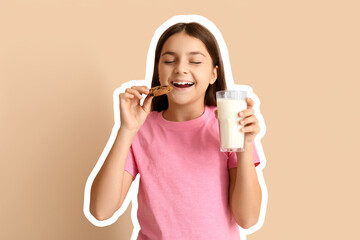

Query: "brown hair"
left=151, top=22, right=227, bottom=112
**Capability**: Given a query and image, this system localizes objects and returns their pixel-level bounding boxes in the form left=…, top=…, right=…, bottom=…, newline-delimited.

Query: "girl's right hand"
left=119, top=86, right=154, bottom=132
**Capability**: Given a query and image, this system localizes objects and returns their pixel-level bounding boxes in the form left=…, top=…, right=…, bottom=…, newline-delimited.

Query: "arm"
left=229, top=142, right=262, bottom=229
left=90, top=127, right=137, bottom=220
left=90, top=86, right=153, bottom=221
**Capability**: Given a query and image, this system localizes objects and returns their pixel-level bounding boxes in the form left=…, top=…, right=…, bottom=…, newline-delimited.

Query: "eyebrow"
left=161, top=51, right=206, bottom=57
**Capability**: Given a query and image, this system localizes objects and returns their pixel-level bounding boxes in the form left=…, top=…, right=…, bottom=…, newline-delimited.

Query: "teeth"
left=172, top=81, right=194, bottom=85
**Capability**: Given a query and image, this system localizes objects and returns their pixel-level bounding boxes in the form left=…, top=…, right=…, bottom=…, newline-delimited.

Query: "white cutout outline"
left=83, top=14, right=268, bottom=240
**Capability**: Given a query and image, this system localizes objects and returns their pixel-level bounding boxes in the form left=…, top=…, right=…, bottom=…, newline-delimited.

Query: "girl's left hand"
left=239, top=97, right=260, bottom=144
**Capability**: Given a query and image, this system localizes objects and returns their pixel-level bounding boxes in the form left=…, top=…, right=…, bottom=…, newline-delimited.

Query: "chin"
left=169, top=97, right=203, bottom=108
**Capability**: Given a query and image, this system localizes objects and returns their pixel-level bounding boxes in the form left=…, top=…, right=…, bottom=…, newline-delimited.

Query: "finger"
left=131, top=86, right=150, bottom=95
left=120, top=92, right=135, bottom=100
left=239, top=115, right=258, bottom=126
left=246, top=97, right=254, bottom=109
left=126, top=88, right=143, bottom=100
left=214, top=109, right=218, bottom=119
left=241, top=123, right=260, bottom=133
left=241, top=124, right=254, bottom=133
left=142, top=94, right=154, bottom=113
left=238, top=108, right=254, bottom=118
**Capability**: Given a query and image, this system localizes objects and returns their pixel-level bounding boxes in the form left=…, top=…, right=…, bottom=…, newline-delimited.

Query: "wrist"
left=244, top=141, right=253, bottom=149
left=236, top=143, right=253, bottom=155
left=119, top=126, right=138, bottom=137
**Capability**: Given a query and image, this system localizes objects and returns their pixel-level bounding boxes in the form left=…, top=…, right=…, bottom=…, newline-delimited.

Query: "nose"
left=174, top=60, right=188, bottom=74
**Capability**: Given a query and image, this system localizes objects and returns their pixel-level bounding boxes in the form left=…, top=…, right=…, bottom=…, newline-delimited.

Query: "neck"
left=163, top=101, right=206, bottom=122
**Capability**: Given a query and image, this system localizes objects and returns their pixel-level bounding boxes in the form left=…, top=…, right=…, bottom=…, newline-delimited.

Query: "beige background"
left=1, top=0, right=359, bottom=239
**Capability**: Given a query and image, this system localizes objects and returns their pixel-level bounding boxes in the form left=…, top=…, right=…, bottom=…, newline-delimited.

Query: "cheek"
left=194, top=67, right=213, bottom=82
left=158, top=64, right=170, bottom=75
left=158, top=66, right=165, bottom=77
left=158, top=67, right=170, bottom=84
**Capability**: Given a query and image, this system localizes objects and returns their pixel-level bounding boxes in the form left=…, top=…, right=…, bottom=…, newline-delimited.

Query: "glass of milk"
left=216, top=90, right=248, bottom=152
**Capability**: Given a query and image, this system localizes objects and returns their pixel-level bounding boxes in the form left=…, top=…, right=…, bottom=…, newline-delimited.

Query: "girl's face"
left=158, top=32, right=218, bottom=107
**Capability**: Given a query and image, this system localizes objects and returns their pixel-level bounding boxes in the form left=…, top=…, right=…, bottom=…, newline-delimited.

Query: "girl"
left=90, top=22, right=262, bottom=240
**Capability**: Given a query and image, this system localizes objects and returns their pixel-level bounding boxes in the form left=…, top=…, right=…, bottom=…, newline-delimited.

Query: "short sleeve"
left=125, top=144, right=139, bottom=178
left=228, top=142, right=261, bottom=168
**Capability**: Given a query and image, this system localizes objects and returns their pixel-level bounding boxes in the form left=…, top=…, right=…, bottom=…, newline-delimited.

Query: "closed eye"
left=191, top=62, right=202, bottom=64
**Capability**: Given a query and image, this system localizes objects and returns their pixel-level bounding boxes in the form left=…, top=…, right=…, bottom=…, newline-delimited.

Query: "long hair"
left=151, top=22, right=227, bottom=112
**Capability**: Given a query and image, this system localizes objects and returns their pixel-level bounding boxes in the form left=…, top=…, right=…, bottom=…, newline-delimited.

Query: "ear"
left=210, top=65, right=218, bottom=85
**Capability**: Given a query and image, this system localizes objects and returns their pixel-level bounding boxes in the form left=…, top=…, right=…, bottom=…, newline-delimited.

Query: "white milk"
left=217, top=98, right=247, bottom=151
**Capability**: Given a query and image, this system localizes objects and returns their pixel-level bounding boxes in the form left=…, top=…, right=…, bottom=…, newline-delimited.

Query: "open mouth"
left=171, top=81, right=195, bottom=89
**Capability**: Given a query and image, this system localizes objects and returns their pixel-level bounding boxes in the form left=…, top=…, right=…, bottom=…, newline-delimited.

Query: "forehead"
left=161, top=32, right=209, bottom=56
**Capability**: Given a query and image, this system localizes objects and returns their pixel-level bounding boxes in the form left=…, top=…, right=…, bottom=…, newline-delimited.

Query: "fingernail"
left=240, top=112, right=244, bottom=116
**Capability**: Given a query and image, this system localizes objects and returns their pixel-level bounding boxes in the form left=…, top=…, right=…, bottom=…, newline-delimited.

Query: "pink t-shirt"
left=125, top=105, right=260, bottom=240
